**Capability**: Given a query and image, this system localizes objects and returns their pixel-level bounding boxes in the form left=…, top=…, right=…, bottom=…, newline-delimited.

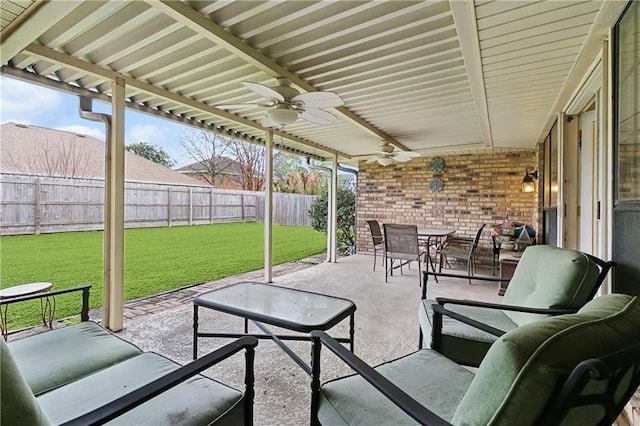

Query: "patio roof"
left=0, top=1, right=627, bottom=165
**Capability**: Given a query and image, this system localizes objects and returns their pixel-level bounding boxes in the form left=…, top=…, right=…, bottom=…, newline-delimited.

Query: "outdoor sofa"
left=1, top=285, right=257, bottom=425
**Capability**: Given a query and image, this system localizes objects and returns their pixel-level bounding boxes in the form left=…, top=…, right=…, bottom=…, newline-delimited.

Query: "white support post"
left=105, top=76, right=126, bottom=331
left=557, top=112, right=565, bottom=248
left=328, top=153, right=338, bottom=262
left=264, top=130, right=273, bottom=283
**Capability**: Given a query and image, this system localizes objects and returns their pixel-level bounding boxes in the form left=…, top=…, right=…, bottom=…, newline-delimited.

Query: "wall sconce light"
left=521, top=169, right=538, bottom=193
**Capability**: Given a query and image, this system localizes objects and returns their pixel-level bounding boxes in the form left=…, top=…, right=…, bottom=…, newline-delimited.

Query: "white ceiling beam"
left=23, top=43, right=348, bottom=158
left=449, top=0, right=493, bottom=148
left=0, top=1, right=83, bottom=65
left=145, top=0, right=409, bottom=151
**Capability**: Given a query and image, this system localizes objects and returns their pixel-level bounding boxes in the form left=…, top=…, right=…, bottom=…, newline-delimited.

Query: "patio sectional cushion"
left=0, top=338, right=52, bottom=426
left=501, top=245, right=600, bottom=326
left=418, top=299, right=519, bottom=366
left=37, top=352, right=245, bottom=425
left=8, top=321, right=142, bottom=395
left=318, top=349, right=475, bottom=425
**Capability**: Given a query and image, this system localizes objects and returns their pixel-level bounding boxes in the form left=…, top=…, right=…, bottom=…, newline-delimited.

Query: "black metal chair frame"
left=383, top=223, right=425, bottom=286
left=310, top=331, right=640, bottom=426
left=0, top=284, right=91, bottom=339
left=419, top=254, right=616, bottom=350
left=438, top=224, right=486, bottom=284
left=367, top=220, right=385, bottom=271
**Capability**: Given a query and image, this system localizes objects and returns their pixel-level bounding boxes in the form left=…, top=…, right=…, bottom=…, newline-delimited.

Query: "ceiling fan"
left=215, top=78, right=344, bottom=127
left=366, top=143, right=421, bottom=166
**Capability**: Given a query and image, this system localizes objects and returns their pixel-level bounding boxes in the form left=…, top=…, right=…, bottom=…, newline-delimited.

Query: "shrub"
left=308, top=183, right=355, bottom=254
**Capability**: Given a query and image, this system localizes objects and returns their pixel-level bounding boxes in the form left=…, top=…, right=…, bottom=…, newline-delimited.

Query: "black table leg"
left=193, top=305, right=199, bottom=360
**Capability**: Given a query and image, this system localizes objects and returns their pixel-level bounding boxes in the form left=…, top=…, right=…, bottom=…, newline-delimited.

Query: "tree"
left=308, top=181, right=356, bottom=254
left=226, top=139, right=265, bottom=191
left=180, top=130, right=233, bottom=185
left=125, top=142, right=175, bottom=168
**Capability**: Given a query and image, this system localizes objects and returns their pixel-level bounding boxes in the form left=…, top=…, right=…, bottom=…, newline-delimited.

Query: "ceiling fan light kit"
left=266, top=106, right=299, bottom=126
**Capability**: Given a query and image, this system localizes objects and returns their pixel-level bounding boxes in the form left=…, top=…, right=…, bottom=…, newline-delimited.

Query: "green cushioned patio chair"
left=419, top=245, right=615, bottom=367
left=311, top=294, right=640, bottom=425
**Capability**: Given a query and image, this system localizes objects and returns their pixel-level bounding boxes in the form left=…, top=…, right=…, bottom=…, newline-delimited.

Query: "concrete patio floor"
left=113, top=254, right=502, bottom=425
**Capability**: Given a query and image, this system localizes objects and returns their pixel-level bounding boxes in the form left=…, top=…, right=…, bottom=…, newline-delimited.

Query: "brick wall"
left=357, top=150, right=539, bottom=266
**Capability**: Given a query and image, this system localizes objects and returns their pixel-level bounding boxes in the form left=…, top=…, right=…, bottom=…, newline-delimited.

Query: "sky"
left=0, top=76, right=196, bottom=168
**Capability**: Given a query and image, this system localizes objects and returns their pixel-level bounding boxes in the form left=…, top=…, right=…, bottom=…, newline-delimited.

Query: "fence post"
left=35, top=178, right=42, bottom=234
left=241, top=193, right=245, bottom=223
left=167, top=187, right=172, bottom=227
left=189, top=187, right=193, bottom=226
left=210, top=187, right=214, bottom=224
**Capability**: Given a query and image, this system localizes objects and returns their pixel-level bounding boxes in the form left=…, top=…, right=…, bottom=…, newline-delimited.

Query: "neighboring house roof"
left=0, top=122, right=202, bottom=185
left=176, top=158, right=243, bottom=177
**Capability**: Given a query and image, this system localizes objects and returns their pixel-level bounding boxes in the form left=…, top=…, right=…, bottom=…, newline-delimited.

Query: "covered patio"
left=114, top=254, right=501, bottom=425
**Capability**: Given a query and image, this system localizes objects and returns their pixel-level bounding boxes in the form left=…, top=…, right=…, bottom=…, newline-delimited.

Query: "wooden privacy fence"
left=0, top=174, right=317, bottom=235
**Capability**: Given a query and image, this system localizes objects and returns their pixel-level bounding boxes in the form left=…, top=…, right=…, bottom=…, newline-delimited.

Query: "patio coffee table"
left=193, top=282, right=356, bottom=375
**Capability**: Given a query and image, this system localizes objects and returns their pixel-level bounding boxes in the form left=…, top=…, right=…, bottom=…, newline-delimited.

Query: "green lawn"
left=0, top=223, right=326, bottom=330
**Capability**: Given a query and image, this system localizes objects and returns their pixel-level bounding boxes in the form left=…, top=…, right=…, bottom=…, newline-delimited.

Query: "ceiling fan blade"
left=365, top=158, right=377, bottom=163
left=292, top=92, right=343, bottom=108
left=394, top=156, right=412, bottom=162
left=300, top=108, right=337, bottom=125
left=215, top=102, right=272, bottom=109
left=242, top=81, right=285, bottom=102
left=394, top=151, right=421, bottom=159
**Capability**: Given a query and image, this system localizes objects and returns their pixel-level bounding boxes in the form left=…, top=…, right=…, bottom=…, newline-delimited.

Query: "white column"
left=264, top=130, right=273, bottom=282
left=105, top=77, right=126, bottom=331
left=557, top=112, right=565, bottom=248
left=328, top=153, right=338, bottom=262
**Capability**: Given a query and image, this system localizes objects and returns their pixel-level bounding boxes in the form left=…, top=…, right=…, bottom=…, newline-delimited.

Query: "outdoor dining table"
left=417, top=228, right=456, bottom=278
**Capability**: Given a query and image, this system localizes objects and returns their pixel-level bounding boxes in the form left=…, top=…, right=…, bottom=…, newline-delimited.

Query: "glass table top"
left=194, top=282, right=355, bottom=331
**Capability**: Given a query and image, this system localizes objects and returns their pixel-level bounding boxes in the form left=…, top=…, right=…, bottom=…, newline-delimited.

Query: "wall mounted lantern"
left=521, top=169, right=538, bottom=193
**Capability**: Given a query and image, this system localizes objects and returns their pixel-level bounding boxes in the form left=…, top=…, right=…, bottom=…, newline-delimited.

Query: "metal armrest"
left=0, top=284, right=91, bottom=321
left=434, top=297, right=578, bottom=315
left=61, top=336, right=259, bottom=426
left=311, top=331, right=451, bottom=426
left=421, top=271, right=509, bottom=299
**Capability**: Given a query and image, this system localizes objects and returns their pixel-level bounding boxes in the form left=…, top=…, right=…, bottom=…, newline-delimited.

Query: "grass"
left=0, top=223, right=326, bottom=330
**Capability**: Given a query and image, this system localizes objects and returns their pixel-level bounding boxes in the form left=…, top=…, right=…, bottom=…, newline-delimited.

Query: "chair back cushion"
left=452, top=294, right=640, bottom=425
left=1, top=338, right=52, bottom=425
left=502, top=245, right=600, bottom=326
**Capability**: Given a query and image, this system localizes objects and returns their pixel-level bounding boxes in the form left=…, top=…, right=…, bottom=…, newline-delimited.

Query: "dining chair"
left=383, top=224, right=425, bottom=286
left=438, top=223, right=486, bottom=284
left=366, top=220, right=385, bottom=271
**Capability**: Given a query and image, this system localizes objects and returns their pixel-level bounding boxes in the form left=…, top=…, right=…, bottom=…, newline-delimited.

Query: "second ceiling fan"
left=366, top=143, right=421, bottom=166
left=216, top=78, right=344, bottom=127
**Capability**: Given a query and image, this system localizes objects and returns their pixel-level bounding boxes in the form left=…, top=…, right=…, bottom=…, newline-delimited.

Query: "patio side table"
left=193, top=282, right=356, bottom=376
left=0, top=282, right=54, bottom=340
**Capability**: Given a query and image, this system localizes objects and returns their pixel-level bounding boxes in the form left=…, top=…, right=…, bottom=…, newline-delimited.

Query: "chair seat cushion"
left=419, top=299, right=519, bottom=367
left=37, top=352, right=245, bottom=425
left=9, top=321, right=142, bottom=395
left=318, top=349, right=474, bottom=425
